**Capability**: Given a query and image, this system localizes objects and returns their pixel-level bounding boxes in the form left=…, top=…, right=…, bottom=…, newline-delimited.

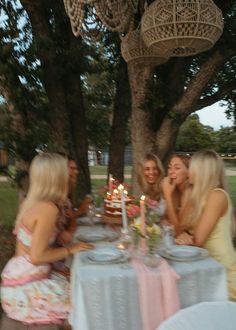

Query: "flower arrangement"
left=127, top=198, right=162, bottom=254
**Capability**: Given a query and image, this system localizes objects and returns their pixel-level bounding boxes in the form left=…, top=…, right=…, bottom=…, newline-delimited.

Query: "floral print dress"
left=0, top=222, right=71, bottom=325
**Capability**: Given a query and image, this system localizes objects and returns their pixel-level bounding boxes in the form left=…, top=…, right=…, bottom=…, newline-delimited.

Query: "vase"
left=143, top=250, right=160, bottom=267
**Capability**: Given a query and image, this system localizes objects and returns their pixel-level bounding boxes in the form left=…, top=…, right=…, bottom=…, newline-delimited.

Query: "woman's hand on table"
left=175, top=232, right=194, bottom=245
left=68, top=242, right=95, bottom=255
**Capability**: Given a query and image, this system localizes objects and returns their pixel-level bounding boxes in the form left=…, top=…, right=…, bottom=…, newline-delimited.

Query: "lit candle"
left=109, top=174, right=114, bottom=194
left=121, top=189, right=128, bottom=232
left=118, top=184, right=123, bottom=199
left=113, top=189, right=118, bottom=199
left=140, top=195, right=146, bottom=251
left=106, top=192, right=112, bottom=200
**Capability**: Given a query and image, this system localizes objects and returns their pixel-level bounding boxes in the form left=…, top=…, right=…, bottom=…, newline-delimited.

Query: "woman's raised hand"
left=161, top=176, right=176, bottom=197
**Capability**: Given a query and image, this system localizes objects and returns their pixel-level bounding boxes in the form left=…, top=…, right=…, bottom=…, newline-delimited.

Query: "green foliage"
left=175, top=114, right=216, bottom=151
left=215, top=127, right=236, bottom=153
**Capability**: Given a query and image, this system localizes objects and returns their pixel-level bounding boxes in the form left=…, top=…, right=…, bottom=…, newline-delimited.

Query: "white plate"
left=75, top=227, right=119, bottom=242
left=86, top=247, right=123, bottom=262
left=159, top=245, right=209, bottom=262
left=169, top=246, right=201, bottom=258
left=77, top=216, right=102, bottom=225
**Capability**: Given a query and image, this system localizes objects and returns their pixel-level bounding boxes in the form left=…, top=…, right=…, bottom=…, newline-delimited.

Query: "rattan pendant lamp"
left=141, top=0, right=224, bottom=57
left=121, top=28, right=169, bottom=66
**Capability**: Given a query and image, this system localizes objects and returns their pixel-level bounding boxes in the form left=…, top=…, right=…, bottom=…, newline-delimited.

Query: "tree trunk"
left=128, top=63, right=155, bottom=194
left=20, top=0, right=91, bottom=196
left=108, top=57, right=131, bottom=183
left=0, top=77, right=30, bottom=205
left=64, top=36, right=90, bottom=197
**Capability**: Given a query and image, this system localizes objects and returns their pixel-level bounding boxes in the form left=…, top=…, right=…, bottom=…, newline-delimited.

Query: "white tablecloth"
left=70, top=248, right=228, bottom=330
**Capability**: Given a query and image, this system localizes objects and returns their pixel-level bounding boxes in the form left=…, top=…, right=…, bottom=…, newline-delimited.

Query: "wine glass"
left=117, top=229, right=132, bottom=257
left=86, top=194, right=96, bottom=225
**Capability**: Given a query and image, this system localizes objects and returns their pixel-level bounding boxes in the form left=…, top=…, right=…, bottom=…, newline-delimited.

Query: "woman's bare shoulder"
left=208, top=189, right=228, bottom=202
left=35, top=201, right=59, bottom=214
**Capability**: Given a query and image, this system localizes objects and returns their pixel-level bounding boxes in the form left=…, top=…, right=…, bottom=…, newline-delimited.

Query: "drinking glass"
left=162, top=224, right=175, bottom=249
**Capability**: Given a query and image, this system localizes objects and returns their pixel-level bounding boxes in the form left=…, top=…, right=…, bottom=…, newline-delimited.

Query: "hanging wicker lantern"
left=121, top=29, right=169, bottom=66
left=64, top=0, right=139, bottom=37
left=141, top=0, right=224, bottom=57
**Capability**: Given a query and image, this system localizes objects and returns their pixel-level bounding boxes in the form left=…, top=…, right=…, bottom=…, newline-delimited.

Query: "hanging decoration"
left=141, top=0, right=224, bottom=57
left=63, top=0, right=139, bottom=38
left=121, top=28, right=169, bottom=66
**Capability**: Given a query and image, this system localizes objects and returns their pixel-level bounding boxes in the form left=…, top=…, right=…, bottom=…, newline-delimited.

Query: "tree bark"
left=108, top=57, right=131, bottom=183
left=20, top=0, right=90, bottom=197
left=128, top=63, right=155, bottom=194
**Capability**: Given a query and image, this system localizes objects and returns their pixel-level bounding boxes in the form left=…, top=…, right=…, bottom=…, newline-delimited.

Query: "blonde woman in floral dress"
left=0, top=153, right=93, bottom=329
left=176, top=150, right=236, bottom=300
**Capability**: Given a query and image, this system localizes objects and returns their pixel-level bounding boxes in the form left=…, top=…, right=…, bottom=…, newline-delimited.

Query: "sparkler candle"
left=140, top=195, right=146, bottom=251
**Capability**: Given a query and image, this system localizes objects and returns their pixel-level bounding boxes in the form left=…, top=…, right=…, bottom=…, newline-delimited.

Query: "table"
left=70, top=241, right=228, bottom=330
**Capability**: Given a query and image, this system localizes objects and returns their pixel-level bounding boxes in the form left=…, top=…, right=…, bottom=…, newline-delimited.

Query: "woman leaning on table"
left=161, top=154, right=190, bottom=232
left=0, top=152, right=93, bottom=329
left=175, top=150, right=236, bottom=300
left=137, top=153, right=166, bottom=217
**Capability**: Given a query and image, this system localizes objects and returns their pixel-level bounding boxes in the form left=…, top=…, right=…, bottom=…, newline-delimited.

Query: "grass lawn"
left=0, top=182, right=18, bottom=227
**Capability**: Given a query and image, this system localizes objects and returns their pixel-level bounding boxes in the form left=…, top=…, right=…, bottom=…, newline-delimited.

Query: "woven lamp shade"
left=141, top=0, right=224, bottom=57
left=121, top=29, right=169, bottom=66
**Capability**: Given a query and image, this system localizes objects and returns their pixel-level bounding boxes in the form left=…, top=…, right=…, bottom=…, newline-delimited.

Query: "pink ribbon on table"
left=132, top=258, right=180, bottom=330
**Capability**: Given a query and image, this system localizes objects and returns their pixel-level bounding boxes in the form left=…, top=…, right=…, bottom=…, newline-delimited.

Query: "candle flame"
left=140, top=195, right=146, bottom=201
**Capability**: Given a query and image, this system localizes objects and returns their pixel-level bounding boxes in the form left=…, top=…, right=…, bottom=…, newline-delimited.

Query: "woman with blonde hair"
left=0, top=153, right=93, bottom=329
left=176, top=149, right=236, bottom=300
left=162, top=154, right=190, bottom=230
left=137, top=153, right=166, bottom=216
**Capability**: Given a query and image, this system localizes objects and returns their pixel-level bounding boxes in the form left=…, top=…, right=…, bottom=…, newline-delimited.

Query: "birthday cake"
left=104, top=182, right=132, bottom=218
left=104, top=196, right=132, bottom=217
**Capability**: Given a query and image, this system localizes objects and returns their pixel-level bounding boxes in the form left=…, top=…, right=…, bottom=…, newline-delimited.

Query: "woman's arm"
left=161, top=177, right=179, bottom=228
left=30, top=202, right=93, bottom=265
left=193, top=190, right=228, bottom=246
left=176, top=190, right=228, bottom=247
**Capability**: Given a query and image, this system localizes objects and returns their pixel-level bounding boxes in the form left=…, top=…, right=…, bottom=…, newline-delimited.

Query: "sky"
left=195, top=102, right=234, bottom=130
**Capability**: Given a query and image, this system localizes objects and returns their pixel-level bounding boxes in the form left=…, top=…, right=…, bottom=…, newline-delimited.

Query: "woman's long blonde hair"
left=186, top=149, right=226, bottom=229
left=15, top=153, right=68, bottom=227
left=137, top=153, right=165, bottom=200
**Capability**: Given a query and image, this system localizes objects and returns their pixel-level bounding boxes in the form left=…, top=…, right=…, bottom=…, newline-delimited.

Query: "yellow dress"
left=203, top=188, right=236, bottom=300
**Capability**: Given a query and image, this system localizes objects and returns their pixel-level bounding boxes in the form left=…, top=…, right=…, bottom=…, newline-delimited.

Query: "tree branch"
left=172, top=49, right=234, bottom=117
left=195, top=81, right=236, bottom=110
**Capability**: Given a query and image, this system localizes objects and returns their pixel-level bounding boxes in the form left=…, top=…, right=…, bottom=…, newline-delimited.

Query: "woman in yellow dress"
left=176, top=150, right=236, bottom=300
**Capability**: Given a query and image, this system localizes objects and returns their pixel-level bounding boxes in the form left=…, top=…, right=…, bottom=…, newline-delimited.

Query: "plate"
left=77, top=215, right=102, bottom=225
left=169, top=246, right=201, bottom=258
left=75, top=227, right=119, bottom=242
left=159, top=245, right=209, bottom=262
left=86, top=247, right=123, bottom=263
